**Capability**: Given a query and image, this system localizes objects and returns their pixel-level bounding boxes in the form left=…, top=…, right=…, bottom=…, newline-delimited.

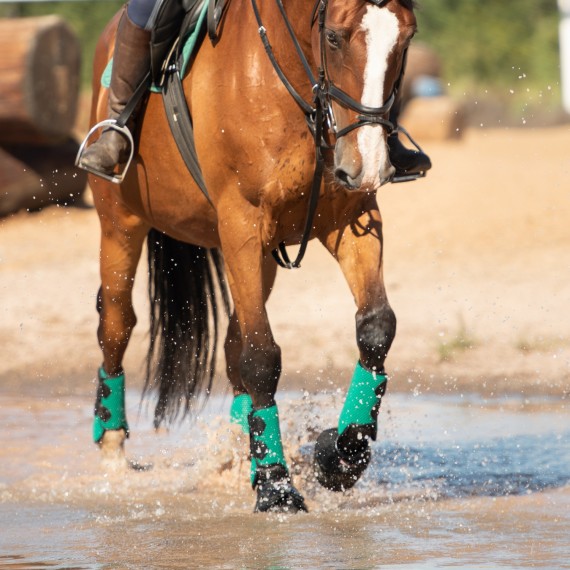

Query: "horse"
left=86, top=0, right=418, bottom=512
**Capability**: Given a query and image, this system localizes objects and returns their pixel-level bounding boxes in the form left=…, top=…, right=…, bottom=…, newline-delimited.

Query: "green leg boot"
left=314, top=361, right=387, bottom=491
left=93, top=367, right=129, bottom=444
left=229, top=393, right=253, bottom=434
left=249, top=404, right=307, bottom=513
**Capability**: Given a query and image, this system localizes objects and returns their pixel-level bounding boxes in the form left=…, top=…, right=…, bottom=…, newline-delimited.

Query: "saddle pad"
left=101, top=1, right=209, bottom=92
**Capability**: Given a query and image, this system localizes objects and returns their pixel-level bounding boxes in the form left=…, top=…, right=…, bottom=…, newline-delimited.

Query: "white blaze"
left=358, top=7, right=400, bottom=184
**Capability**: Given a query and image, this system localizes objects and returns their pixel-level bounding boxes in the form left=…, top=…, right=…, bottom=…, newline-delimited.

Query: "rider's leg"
left=78, top=2, right=155, bottom=176
left=387, top=84, right=432, bottom=179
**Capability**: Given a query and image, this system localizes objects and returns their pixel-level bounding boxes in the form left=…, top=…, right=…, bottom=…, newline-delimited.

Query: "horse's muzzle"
left=334, top=163, right=395, bottom=191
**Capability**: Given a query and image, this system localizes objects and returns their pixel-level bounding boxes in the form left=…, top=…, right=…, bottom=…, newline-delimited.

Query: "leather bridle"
left=251, top=0, right=405, bottom=268
left=314, top=0, right=402, bottom=139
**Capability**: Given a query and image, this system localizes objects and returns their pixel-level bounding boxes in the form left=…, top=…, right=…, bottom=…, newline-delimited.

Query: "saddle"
left=155, top=0, right=228, bottom=201
left=152, top=0, right=227, bottom=86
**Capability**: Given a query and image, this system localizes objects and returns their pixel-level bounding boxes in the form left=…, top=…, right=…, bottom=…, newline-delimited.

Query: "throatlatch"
left=93, top=367, right=130, bottom=444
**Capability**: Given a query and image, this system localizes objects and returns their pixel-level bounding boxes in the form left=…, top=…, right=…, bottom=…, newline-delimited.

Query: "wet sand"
left=1, top=125, right=570, bottom=567
left=0, top=391, right=569, bottom=568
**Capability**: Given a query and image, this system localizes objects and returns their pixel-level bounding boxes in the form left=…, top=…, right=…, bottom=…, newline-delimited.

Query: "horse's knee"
left=239, top=344, right=282, bottom=408
left=356, top=303, right=397, bottom=370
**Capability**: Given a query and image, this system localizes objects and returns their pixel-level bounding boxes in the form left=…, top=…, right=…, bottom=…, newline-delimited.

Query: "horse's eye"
left=326, top=30, right=340, bottom=49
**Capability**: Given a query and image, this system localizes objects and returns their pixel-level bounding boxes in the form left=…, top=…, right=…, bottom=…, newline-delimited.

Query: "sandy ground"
left=1, top=125, right=570, bottom=570
left=1, top=125, right=570, bottom=400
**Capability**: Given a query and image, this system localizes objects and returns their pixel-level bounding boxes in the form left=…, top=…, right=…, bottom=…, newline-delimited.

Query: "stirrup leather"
left=391, top=125, right=428, bottom=184
left=75, top=119, right=135, bottom=184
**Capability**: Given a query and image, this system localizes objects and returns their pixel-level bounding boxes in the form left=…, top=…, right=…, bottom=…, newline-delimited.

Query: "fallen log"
left=0, top=148, right=42, bottom=217
left=0, top=139, right=87, bottom=217
left=0, top=15, right=81, bottom=145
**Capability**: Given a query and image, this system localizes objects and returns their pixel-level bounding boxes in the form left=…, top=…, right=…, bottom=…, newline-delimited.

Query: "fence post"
left=559, top=0, right=570, bottom=113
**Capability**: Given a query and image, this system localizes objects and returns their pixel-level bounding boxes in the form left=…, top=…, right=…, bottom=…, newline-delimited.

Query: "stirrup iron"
left=391, top=125, right=428, bottom=184
left=75, top=119, right=135, bottom=184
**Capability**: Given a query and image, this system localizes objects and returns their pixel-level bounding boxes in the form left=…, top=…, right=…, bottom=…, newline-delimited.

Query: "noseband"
left=250, top=0, right=404, bottom=268
left=252, top=0, right=401, bottom=141
left=314, top=0, right=400, bottom=138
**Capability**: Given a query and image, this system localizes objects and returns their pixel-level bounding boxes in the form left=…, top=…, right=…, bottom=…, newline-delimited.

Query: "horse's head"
left=312, top=0, right=417, bottom=191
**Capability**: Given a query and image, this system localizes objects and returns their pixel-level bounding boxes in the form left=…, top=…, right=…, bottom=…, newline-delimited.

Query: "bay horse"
left=87, top=0, right=417, bottom=512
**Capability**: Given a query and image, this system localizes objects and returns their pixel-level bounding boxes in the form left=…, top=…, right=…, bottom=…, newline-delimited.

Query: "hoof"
left=99, top=429, right=129, bottom=471
left=314, top=428, right=370, bottom=492
left=254, top=465, right=308, bottom=513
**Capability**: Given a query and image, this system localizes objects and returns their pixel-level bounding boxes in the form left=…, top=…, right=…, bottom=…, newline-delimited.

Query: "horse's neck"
left=280, top=0, right=315, bottom=59
left=281, top=0, right=316, bottom=44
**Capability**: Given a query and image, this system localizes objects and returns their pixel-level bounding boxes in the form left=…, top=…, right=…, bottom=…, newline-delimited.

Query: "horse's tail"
left=145, top=228, right=230, bottom=428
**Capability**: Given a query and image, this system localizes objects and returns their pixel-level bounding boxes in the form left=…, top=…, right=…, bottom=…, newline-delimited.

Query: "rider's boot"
left=78, top=12, right=151, bottom=177
left=387, top=92, right=432, bottom=182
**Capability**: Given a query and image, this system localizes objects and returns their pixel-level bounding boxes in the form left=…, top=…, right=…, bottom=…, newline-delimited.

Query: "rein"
left=252, top=0, right=400, bottom=268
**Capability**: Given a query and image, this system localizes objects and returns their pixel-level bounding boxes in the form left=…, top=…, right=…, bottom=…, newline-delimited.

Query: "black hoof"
left=314, top=428, right=371, bottom=492
left=254, top=464, right=308, bottom=513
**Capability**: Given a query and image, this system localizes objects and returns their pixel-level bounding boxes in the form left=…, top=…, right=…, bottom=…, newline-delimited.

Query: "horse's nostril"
left=335, top=168, right=359, bottom=189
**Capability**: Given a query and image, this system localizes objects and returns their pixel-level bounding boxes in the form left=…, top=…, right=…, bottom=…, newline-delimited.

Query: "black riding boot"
left=78, top=13, right=151, bottom=177
left=387, top=89, right=432, bottom=182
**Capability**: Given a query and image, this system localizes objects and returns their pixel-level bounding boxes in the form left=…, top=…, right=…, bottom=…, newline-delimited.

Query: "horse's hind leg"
left=95, top=200, right=149, bottom=467
left=315, top=202, right=396, bottom=491
left=219, top=223, right=306, bottom=513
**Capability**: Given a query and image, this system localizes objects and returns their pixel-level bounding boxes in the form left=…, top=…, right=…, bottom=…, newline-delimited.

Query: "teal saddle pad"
left=101, top=2, right=208, bottom=93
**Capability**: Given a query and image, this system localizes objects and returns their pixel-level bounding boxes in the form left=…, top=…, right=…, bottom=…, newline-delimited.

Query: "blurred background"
left=1, top=0, right=566, bottom=123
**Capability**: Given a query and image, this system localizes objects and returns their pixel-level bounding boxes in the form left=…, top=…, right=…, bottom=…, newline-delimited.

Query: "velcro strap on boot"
left=338, top=361, right=387, bottom=440
left=248, top=404, right=288, bottom=487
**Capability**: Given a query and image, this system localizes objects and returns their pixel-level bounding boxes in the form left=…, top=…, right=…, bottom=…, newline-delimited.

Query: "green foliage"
left=436, top=315, right=477, bottom=363
left=416, top=0, right=561, bottom=91
left=0, top=0, right=563, bottom=102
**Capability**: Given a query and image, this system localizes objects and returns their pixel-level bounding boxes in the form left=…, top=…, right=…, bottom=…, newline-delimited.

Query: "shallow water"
left=1, top=390, right=569, bottom=569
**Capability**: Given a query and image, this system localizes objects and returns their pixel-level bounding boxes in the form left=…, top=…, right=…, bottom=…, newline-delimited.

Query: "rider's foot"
left=388, top=133, right=432, bottom=179
left=77, top=11, right=151, bottom=179
left=79, top=128, right=130, bottom=176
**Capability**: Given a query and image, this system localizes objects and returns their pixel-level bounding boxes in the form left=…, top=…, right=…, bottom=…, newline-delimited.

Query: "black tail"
left=145, top=229, right=230, bottom=428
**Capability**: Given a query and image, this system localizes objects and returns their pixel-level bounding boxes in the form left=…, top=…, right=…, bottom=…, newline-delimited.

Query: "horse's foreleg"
left=95, top=207, right=149, bottom=466
left=315, top=205, right=396, bottom=491
left=225, top=311, right=252, bottom=433
left=220, top=221, right=306, bottom=512
left=226, top=258, right=278, bottom=434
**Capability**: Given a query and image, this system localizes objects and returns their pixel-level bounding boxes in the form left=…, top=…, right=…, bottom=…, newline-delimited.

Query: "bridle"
left=314, top=0, right=402, bottom=138
left=251, top=0, right=406, bottom=268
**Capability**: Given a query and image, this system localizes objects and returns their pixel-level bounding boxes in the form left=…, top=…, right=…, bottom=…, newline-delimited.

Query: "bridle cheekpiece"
left=250, top=0, right=403, bottom=268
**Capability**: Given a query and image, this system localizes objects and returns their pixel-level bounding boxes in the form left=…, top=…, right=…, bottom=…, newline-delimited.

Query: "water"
left=1, top=391, right=569, bottom=568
